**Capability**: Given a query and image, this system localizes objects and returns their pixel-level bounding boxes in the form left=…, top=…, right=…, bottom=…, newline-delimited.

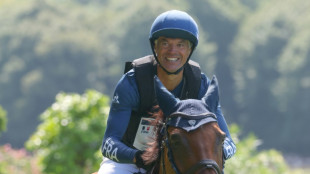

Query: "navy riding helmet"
left=149, top=10, right=199, bottom=74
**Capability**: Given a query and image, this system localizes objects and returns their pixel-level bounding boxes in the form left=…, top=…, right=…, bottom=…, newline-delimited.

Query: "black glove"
left=135, top=150, right=146, bottom=169
left=135, top=150, right=154, bottom=171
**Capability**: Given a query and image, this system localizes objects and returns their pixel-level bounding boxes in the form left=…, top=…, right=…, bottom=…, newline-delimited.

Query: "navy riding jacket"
left=101, top=69, right=235, bottom=163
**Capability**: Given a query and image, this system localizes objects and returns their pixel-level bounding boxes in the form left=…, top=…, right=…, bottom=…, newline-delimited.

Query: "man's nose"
left=167, top=44, right=178, bottom=52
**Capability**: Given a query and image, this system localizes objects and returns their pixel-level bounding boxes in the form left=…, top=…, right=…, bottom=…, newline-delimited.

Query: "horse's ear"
left=154, top=75, right=179, bottom=116
left=202, top=75, right=219, bottom=113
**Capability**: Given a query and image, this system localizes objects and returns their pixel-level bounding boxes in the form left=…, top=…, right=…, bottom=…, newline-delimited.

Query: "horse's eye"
left=169, top=133, right=183, bottom=147
left=222, top=136, right=226, bottom=145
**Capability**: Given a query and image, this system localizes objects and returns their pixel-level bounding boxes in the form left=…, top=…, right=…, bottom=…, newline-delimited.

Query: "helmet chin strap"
left=159, top=63, right=184, bottom=75
left=152, top=44, right=195, bottom=75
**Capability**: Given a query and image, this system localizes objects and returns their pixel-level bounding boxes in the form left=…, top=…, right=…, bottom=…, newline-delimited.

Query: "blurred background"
left=0, top=0, right=309, bottom=173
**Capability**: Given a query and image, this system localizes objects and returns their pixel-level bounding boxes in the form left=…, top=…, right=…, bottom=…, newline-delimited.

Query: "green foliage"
left=0, top=105, right=7, bottom=135
left=224, top=124, right=310, bottom=173
left=0, top=0, right=309, bottom=163
left=0, top=144, right=40, bottom=174
left=22, top=122, right=310, bottom=174
left=226, top=124, right=289, bottom=174
left=26, top=90, right=109, bottom=174
left=0, top=0, right=106, bottom=147
left=225, top=125, right=289, bottom=174
left=228, top=0, right=310, bottom=153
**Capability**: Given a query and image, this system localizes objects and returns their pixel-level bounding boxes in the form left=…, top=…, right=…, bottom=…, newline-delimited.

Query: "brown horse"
left=142, top=76, right=225, bottom=174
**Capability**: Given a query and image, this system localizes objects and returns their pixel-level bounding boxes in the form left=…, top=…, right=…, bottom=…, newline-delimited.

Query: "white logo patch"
left=112, top=94, right=120, bottom=104
left=188, top=120, right=196, bottom=126
left=102, top=137, right=119, bottom=162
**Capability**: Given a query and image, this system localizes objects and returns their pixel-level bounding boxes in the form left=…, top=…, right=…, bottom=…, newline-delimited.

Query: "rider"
left=98, top=10, right=236, bottom=174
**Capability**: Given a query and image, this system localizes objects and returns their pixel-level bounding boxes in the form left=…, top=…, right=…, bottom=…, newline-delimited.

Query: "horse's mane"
left=142, top=106, right=165, bottom=165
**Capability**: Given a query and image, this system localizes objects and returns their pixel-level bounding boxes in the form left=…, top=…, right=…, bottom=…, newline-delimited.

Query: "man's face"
left=154, top=37, right=192, bottom=73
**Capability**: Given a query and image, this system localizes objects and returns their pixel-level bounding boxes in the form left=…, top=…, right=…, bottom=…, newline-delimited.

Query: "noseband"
left=160, top=114, right=222, bottom=174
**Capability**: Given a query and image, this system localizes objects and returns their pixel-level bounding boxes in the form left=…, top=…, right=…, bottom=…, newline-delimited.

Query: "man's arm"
left=101, top=71, right=140, bottom=163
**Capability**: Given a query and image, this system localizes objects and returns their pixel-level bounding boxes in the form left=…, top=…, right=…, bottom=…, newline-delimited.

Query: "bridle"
left=159, top=114, right=223, bottom=174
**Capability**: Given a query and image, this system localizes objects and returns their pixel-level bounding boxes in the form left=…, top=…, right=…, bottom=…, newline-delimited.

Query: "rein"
left=160, top=115, right=222, bottom=174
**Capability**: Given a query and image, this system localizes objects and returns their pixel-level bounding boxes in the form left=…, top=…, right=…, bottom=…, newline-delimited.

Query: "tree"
left=1, top=0, right=310, bottom=159
left=26, top=90, right=109, bottom=174
left=0, top=105, right=6, bottom=136
left=0, top=0, right=107, bottom=147
left=228, top=0, right=310, bottom=154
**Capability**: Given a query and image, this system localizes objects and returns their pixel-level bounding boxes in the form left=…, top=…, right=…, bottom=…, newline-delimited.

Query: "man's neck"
left=157, top=65, right=184, bottom=91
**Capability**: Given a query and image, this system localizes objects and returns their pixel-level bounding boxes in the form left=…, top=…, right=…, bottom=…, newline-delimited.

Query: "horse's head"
left=154, top=75, right=225, bottom=174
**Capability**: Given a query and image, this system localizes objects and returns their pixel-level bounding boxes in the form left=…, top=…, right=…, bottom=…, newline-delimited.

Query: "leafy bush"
left=24, top=89, right=308, bottom=174
left=26, top=90, right=109, bottom=174
left=225, top=124, right=289, bottom=174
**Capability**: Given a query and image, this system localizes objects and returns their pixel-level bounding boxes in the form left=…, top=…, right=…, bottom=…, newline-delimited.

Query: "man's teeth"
left=166, top=57, right=178, bottom=61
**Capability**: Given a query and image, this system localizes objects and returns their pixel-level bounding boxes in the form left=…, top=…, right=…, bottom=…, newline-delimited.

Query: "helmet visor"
left=150, top=29, right=197, bottom=47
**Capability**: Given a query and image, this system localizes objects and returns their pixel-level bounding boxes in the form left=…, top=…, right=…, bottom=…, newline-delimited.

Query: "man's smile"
left=165, top=57, right=179, bottom=62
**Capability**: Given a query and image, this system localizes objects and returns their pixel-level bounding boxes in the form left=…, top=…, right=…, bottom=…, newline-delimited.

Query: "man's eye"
left=177, top=43, right=185, bottom=48
left=161, top=42, right=168, bottom=47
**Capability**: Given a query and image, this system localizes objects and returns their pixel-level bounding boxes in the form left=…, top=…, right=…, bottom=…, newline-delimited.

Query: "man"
left=98, top=10, right=236, bottom=174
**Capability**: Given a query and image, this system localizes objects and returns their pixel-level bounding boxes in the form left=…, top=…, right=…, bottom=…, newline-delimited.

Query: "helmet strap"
left=151, top=43, right=195, bottom=75
left=158, top=63, right=184, bottom=75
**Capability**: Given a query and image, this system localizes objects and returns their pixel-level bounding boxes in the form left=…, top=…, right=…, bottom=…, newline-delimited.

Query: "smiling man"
left=98, top=10, right=236, bottom=174
left=155, top=37, right=192, bottom=91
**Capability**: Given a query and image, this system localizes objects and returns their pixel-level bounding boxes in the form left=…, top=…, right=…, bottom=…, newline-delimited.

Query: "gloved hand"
left=223, top=137, right=236, bottom=160
left=134, top=150, right=150, bottom=170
